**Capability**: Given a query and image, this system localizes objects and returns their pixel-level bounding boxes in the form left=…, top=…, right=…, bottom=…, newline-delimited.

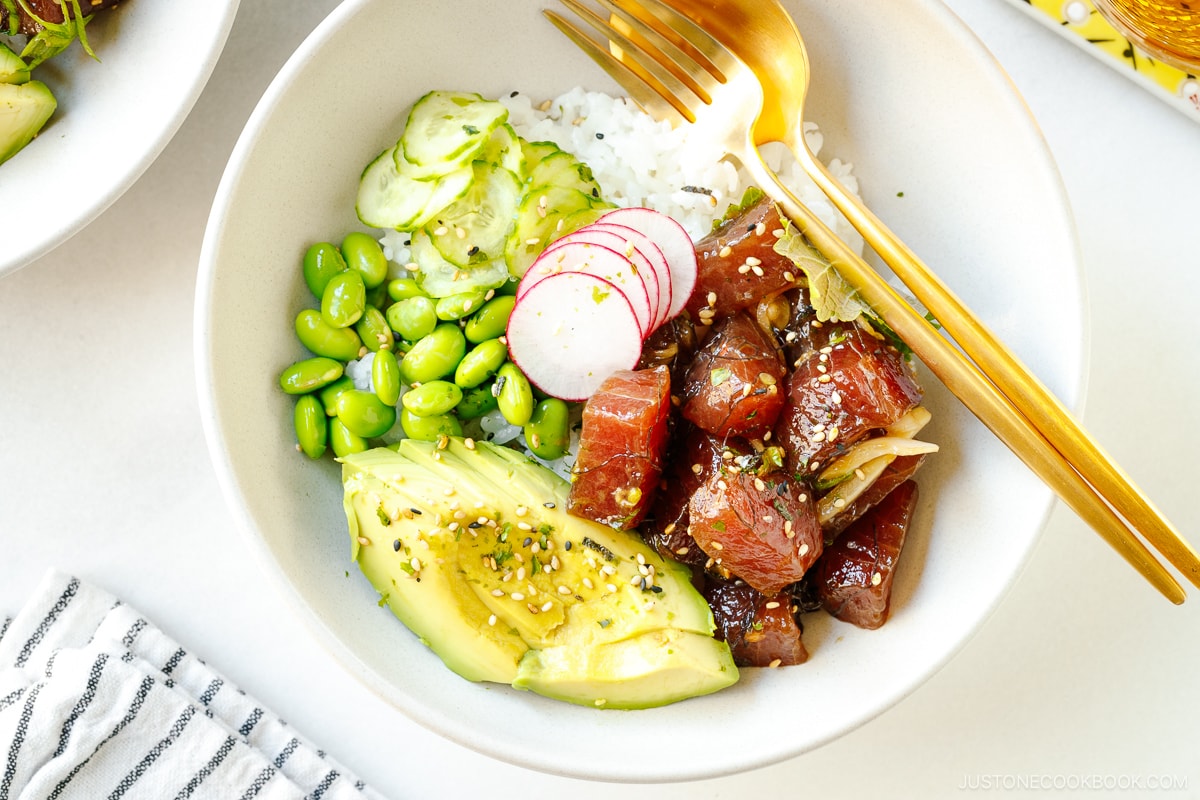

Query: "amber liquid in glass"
left=1093, top=0, right=1200, bottom=72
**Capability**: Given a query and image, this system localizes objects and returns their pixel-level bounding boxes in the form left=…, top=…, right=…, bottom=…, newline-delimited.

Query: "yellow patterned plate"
left=1001, top=0, right=1200, bottom=119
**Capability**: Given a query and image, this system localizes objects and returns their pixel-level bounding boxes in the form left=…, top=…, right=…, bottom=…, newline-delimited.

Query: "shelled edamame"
left=279, top=233, right=573, bottom=461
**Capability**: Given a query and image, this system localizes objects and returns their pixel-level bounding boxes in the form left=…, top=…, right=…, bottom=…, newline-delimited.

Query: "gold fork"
left=545, top=0, right=1192, bottom=603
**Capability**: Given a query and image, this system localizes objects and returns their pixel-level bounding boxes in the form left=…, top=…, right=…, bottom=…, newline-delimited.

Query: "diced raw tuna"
left=641, top=425, right=725, bottom=569
left=815, top=480, right=919, bottom=629
left=687, top=196, right=799, bottom=320
left=687, top=468, right=823, bottom=595
left=679, top=312, right=786, bottom=440
left=822, top=453, right=927, bottom=539
left=567, top=366, right=671, bottom=529
left=775, top=318, right=923, bottom=481
left=703, top=577, right=808, bottom=667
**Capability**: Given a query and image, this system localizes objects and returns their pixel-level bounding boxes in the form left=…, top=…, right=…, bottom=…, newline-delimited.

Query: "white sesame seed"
left=491, top=588, right=505, bottom=597
left=488, top=614, right=497, bottom=626
left=871, top=572, right=882, bottom=586
left=765, top=601, right=781, bottom=609
left=511, top=592, right=525, bottom=601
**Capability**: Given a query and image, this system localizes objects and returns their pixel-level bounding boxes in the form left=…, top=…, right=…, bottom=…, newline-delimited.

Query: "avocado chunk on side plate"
left=341, top=438, right=739, bottom=708
left=0, top=80, right=56, bottom=166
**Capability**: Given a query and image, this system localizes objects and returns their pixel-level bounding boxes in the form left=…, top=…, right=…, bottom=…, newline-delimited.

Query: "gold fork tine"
left=547, top=3, right=700, bottom=122
left=544, top=9, right=687, bottom=124
left=609, top=0, right=741, bottom=80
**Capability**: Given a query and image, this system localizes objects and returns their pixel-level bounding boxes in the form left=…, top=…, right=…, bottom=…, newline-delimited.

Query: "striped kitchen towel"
left=0, top=571, right=386, bottom=800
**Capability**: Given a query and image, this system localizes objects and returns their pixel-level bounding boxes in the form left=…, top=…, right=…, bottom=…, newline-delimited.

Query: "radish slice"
left=537, top=229, right=661, bottom=333
left=506, top=272, right=644, bottom=402
left=587, top=221, right=672, bottom=331
left=597, top=207, right=696, bottom=319
left=518, top=240, right=653, bottom=336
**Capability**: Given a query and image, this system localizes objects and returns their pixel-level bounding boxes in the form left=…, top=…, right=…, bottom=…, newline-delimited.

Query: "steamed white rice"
left=379, top=87, right=863, bottom=265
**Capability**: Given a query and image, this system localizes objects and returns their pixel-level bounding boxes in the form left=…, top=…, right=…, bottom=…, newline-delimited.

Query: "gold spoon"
left=657, top=0, right=1200, bottom=594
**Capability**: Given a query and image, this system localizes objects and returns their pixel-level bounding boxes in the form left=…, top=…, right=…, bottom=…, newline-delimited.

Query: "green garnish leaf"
left=772, top=217, right=871, bottom=323
left=709, top=367, right=732, bottom=386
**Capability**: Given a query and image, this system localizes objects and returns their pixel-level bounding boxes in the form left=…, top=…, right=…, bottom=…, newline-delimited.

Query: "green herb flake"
left=462, top=124, right=480, bottom=135
left=375, top=506, right=392, bottom=526
left=598, top=618, right=612, bottom=628
left=709, top=367, right=733, bottom=386
left=591, top=285, right=610, bottom=304
left=712, top=520, right=726, bottom=533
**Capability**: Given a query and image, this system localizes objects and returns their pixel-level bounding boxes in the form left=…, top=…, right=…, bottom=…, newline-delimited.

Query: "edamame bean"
left=386, top=296, right=437, bottom=342
left=387, top=277, right=428, bottom=302
left=464, top=294, right=516, bottom=343
left=401, top=380, right=463, bottom=417
left=335, top=389, right=397, bottom=438
left=354, top=304, right=393, bottom=353
left=330, top=417, right=369, bottom=457
left=294, top=395, right=328, bottom=459
left=342, top=231, right=388, bottom=289
left=318, top=375, right=355, bottom=415
left=399, top=408, right=463, bottom=442
left=303, top=242, right=347, bottom=298
left=372, top=349, right=401, bottom=406
left=495, top=362, right=534, bottom=426
left=454, top=338, right=507, bottom=388
left=435, top=290, right=488, bottom=321
left=455, top=383, right=499, bottom=420
left=524, top=398, right=571, bottom=460
left=399, top=323, right=466, bottom=385
left=321, top=269, right=366, bottom=328
left=279, top=357, right=344, bottom=395
left=295, top=309, right=362, bottom=361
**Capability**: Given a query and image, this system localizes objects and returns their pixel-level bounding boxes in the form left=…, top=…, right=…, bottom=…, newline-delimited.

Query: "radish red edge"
left=506, top=271, right=644, bottom=402
left=597, top=207, right=697, bottom=319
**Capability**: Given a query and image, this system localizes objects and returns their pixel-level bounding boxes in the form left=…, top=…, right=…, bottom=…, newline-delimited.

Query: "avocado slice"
left=1, top=80, right=56, bottom=165
left=0, top=43, right=31, bottom=85
left=341, top=439, right=738, bottom=707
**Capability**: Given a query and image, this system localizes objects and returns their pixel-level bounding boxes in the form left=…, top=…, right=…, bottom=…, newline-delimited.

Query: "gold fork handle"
left=737, top=150, right=1185, bottom=604
left=788, top=140, right=1200, bottom=591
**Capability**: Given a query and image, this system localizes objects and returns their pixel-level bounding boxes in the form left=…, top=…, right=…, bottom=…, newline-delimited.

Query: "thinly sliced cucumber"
left=546, top=205, right=614, bottom=249
left=425, top=161, right=522, bottom=268
left=410, top=229, right=511, bottom=298
left=400, top=91, right=508, bottom=169
left=527, top=150, right=602, bottom=199
left=519, top=139, right=560, bottom=170
left=357, top=147, right=473, bottom=231
left=503, top=185, right=598, bottom=279
left=479, top=123, right=525, bottom=175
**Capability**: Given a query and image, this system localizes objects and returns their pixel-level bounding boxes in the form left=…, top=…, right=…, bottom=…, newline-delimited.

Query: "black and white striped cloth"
left=0, top=571, right=385, bottom=800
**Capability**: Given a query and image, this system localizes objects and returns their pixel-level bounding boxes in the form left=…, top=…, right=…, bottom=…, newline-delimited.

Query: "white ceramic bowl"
left=0, top=0, right=241, bottom=278
left=196, top=0, right=1085, bottom=782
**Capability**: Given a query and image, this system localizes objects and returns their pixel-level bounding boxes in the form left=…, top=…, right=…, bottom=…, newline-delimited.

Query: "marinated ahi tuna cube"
left=815, top=480, right=919, bottom=629
left=679, top=312, right=786, bottom=440
left=703, top=577, right=808, bottom=668
left=568, top=366, right=671, bottom=530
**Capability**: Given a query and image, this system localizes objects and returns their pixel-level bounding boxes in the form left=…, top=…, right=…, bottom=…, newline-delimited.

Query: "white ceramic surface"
left=196, top=0, right=1084, bottom=783
left=0, top=0, right=241, bottom=277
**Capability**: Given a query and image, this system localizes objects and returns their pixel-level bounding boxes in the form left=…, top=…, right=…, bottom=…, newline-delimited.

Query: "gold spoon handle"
left=788, top=138, right=1199, bottom=592
left=737, top=147, right=1185, bottom=604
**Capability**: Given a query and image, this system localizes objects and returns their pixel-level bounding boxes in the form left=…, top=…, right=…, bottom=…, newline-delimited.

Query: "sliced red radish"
left=597, top=207, right=696, bottom=320
left=587, top=221, right=672, bottom=331
left=506, top=272, right=644, bottom=401
left=518, top=240, right=653, bottom=336
left=540, top=227, right=662, bottom=331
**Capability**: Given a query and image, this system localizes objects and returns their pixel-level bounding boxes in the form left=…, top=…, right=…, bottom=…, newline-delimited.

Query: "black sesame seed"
left=510, top=90, right=519, bottom=97
left=564, top=540, right=572, bottom=551
left=544, top=502, right=556, bottom=508
left=392, top=540, right=401, bottom=552
left=411, top=508, right=423, bottom=515
left=595, top=132, right=605, bottom=139
left=523, top=537, right=533, bottom=547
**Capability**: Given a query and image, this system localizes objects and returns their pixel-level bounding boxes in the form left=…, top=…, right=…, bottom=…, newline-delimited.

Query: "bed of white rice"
left=368, top=87, right=864, bottom=475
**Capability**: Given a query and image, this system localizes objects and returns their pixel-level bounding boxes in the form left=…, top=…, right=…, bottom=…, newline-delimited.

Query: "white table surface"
left=3, top=1, right=1198, bottom=797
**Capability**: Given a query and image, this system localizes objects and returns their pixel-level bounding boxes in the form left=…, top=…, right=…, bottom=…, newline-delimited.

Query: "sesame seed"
left=833, top=497, right=846, bottom=508
left=737, top=264, right=751, bottom=275
left=488, top=614, right=497, bottom=626
left=765, top=601, right=781, bottom=609
left=357, top=536, right=370, bottom=546
left=754, top=222, right=766, bottom=236
left=751, top=266, right=764, bottom=277
left=754, top=478, right=766, bottom=492
left=517, top=567, right=526, bottom=581
left=710, top=541, right=724, bottom=550
left=762, top=515, right=773, bottom=524
left=511, top=592, right=525, bottom=601
left=759, top=372, right=777, bottom=386
left=768, top=659, right=782, bottom=668
left=675, top=546, right=690, bottom=555
left=515, top=505, right=529, bottom=517
left=558, top=585, right=571, bottom=595
left=491, top=588, right=504, bottom=597
left=583, top=577, right=595, bottom=589
left=718, top=245, right=733, bottom=258
left=871, top=572, right=882, bottom=586
left=783, top=271, right=795, bottom=282
left=745, top=256, right=762, bottom=266
left=606, top=583, right=618, bottom=592
left=541, top=601, right=554, bottom=612
left=799, top=543, right=810, bottom=556
left=433, top=226, right=448, bottom=236
left=854, top=468, right=867, bottom=481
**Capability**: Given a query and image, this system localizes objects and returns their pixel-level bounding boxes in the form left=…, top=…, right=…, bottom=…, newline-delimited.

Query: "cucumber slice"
left=400, top=91, right=508, bottom=169
left=504, top=185, right=598, bottom=278
left=410, top=229, right=511, bottom=298
left=479, top=123, right=525, bottom=175
left=520, top=139, right=560, bottom=168
left=527, top=151, right=602, bottom=199
left=1, top=42, right=31, bottom=84
left=356, top=147, right=472, bottom=231
left=425, top=161, right=522, bottom=268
